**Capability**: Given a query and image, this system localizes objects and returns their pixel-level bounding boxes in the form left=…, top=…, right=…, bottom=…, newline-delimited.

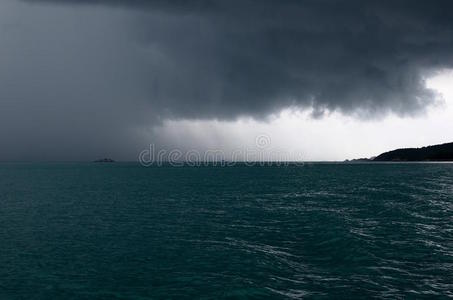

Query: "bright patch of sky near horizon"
left=154, top=70, right=453, bottom=161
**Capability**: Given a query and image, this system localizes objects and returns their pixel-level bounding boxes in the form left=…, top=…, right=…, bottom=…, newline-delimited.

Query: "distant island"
left=374, top=142, right=453, bottom=161
left=345, top=157, right=375, bottom=162
left=347, top=142, right=453, bottom=162
left=93, top=158, right=115, bottom=163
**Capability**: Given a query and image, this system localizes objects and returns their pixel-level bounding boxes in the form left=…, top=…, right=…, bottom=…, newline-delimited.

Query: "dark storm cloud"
left=2, top=0, right=453, bottom=160
left=23, top=0, right=453, bottom=118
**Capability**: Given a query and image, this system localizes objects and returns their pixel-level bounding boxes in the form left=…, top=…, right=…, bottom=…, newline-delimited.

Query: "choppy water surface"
left=0, top=163, right=452, bottom=299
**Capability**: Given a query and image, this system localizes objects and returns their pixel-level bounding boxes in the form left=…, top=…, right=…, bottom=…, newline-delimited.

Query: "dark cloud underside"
left=23, top=0, right=453, bottom=118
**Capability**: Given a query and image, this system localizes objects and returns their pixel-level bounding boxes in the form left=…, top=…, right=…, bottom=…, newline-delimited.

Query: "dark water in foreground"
left=0, top=163, right=452, bottom=299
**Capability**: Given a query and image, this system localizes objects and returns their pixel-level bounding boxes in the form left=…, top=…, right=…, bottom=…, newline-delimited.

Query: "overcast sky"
left=1, top=0, right=453, bottom=161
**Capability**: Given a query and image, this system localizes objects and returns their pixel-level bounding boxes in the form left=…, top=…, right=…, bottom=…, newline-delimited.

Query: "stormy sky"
left=1, top=0, right=453, bottom=161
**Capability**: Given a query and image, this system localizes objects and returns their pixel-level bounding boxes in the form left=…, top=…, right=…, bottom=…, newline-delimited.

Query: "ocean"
left=0, top=163, right=452, bottom=299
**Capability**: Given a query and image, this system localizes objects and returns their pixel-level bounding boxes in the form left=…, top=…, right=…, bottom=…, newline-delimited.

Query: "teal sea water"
left=0, top=163, right=452, bottom=299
